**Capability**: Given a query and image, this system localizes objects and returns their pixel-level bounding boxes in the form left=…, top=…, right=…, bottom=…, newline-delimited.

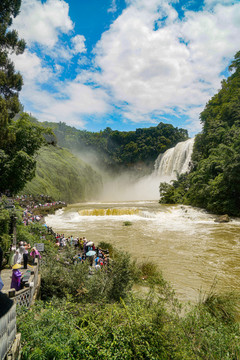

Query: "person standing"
left=0, top=246, right=3, bottom=271
left=0, top=246, right=4, bottom=291
left=22, top=242, right=30, bottom=269
left=11, top=264, right=22, bottom=291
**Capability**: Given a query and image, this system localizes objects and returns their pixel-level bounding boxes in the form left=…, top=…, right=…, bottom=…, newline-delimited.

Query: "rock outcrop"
left=214, top=214, right=230, bottom=223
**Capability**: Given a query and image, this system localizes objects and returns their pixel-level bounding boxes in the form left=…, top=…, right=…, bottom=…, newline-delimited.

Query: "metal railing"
left=0, top=303, right=16, bottom=360
left=14, top=259, right=40, bottom=308
left=0, top=258, right=41, bottom=358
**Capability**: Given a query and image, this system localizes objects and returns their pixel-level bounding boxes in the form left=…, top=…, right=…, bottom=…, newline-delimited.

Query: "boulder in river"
left=215, top=214, right=230, bottom=223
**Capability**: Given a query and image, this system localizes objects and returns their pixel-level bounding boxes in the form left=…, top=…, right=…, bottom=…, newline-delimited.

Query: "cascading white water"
left=154, top=138, right=194, bottom=180
left=100, top=138, right=195, bottom=201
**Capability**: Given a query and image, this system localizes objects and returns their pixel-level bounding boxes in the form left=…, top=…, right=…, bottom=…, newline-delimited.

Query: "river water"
left=45, top=200, right=240, bottom=302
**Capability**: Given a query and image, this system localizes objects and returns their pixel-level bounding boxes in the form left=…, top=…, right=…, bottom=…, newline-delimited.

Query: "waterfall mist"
left=99, top=138, right=195, bottom=201
left=70, top=138, right=194, bottom=201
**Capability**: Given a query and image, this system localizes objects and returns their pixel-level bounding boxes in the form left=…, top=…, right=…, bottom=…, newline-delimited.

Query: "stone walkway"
left=1, top=264, right=35, bottom=293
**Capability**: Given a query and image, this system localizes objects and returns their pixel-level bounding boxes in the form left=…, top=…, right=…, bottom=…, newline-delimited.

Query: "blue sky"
left=11, top=0, right=240, bottom=136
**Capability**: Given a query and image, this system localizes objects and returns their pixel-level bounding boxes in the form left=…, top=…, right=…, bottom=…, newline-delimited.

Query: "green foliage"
left=202, top=292, right=238, bottom=325
left=181, top=296, right=240, bottom=359
left=41, top=254, right=90, bottom=300
left=0, top=208, right=12, bottom=255
left=159, top=50, right=240, bottom=216
left=42, top=121, right=188, bottom=174
left=22, top=145, right=103, bottom=203
left=0, top=2, right=54, bottom=195
left=107, top=251, right=135, bottom=301
left=16, top=224, right=38, bottom=246
left=0, top=208, right=10, bottom=235
left=138, top=261, right=158, bottom=278
left=98, top=241, right=113, bottom=256
left=18, top=288, right=240, bottom=359
left=15, top=234, right=240, bottom=359
left=0, top=233, right=11, bottom=255
left=0, top=0, right=25, bottom=144
left=40, top=246, right=136, bottom=304
left=123, top=221, right=132, bottom=226
left=0, top=113, right=54, bottom=195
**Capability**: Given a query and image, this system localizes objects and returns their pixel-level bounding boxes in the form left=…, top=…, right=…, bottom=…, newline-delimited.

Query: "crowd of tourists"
left=18, top=195, right=66, bottom=225
left=54, top=233, right=110, bottom=268
left=8, top=234, right=110, bottom=292
left=0, top=194, right=110, bottom=294
left=15, top=194, right=65, bottom=208
left=8, top=241, right=42, bottom=291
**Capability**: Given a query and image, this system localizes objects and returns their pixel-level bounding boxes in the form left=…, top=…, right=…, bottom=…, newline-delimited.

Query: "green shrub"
left=139, top=261, right=158, bottom=278
left=123, top=221, right=132, bottom=226
left=16, top=224, right=37, bottom=246
left=0, top=233, right=11, bottom=259
left=0, top=209, right=10, bottom=236
left=107, top=251, right=135, bottom=301
left=98, top=241, right=113, bottom=256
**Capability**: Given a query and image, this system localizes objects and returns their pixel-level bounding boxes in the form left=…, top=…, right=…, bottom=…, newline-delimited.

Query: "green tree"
left=0, top=1, right=54, bottom=194
left=0, top=0, right=25, bottom=147
left=159, top=50, right=240, bottom=216
left=0, top=113, right=54, bottom=194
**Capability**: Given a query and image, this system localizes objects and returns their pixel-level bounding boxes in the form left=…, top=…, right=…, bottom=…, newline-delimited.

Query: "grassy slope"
left=23, top=145, right=102, bottom=203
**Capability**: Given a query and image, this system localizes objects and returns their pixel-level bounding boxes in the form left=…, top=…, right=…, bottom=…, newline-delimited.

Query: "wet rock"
left=215, top=214, right=230, bottom=223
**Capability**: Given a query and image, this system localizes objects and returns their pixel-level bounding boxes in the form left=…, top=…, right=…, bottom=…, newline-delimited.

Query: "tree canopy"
left=0, top=0, right=25, bottom=141
left=43, top=121, right=188, bottom=173
left=0, top=1, right=53, bottom=195
left=159, top=50, right=240, bottom=216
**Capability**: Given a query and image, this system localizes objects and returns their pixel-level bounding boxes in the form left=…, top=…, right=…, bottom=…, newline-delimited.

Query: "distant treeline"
left=160, top=50, right=240, bottom=216
left=41, top=121, right=188, bottom=173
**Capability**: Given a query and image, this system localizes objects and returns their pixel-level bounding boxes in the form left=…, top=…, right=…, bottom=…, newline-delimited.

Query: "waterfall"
left=154, top=138, right=194, bottom=181
left=99, top=138, right=195, bottom=201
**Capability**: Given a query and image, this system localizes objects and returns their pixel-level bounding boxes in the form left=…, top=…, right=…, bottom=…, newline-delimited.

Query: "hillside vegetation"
left=159, top=51, right=240, bottom=216
left=42, top=121, right=188, bottom=174
left=22, top=145, right=102, bottom=203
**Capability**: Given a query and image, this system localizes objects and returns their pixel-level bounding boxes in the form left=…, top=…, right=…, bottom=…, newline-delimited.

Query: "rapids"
left=45, top=200, right=240, bottom=302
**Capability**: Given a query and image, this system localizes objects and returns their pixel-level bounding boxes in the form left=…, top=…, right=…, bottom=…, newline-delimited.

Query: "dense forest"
left=43, top=121, right=188, bottom=174
left=160, top=51, right=240, bottom=217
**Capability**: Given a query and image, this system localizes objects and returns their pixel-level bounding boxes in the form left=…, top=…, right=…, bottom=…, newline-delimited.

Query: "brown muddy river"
left=45, top=200, right=240, bottom=302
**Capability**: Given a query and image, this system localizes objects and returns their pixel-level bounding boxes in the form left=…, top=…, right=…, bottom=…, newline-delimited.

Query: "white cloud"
left=11, top=50, right=53, bottom=84
left=90, top=1, right=240, bottom=131
left=11, top=0, right=105, bottom=127
left=13, top=50, right=110, bottom=127
left=32, top=81, right=109, bottom=126
left=11, top=0, right=240, bottom=133
left=12, top=0, right=73, bottom=47
left=108, top=0, right=117, bottom=13
left=71, top=35, right=87, bottom=54
left=19, top=80, right=110, bottom=127
left=204, top=0, right=240, bottom=8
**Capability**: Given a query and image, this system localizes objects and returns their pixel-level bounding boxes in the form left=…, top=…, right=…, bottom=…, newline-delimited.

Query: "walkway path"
left=1, top=264, right=36, bottom=294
